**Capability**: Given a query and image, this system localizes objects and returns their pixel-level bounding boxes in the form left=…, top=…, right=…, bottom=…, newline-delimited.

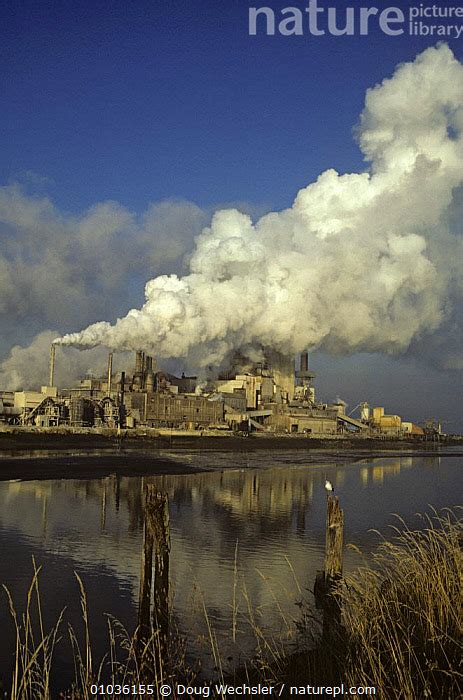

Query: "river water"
left=0, top=448, right=461, bottom=691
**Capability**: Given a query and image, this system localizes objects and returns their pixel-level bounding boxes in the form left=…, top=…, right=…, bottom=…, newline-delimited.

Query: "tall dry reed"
left=339, top=509, right=462, bottom=699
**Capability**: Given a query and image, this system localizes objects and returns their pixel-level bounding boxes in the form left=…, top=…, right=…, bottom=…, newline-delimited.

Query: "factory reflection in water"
left=0, top=451, right=457, bottom=684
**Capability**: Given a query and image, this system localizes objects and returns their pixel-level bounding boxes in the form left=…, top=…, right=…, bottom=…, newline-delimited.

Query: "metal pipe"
left=49, top=344, right=56, bottom=387
left=119, top=371, right=126, bottom=428
left=107, top=352, right=113, bottom=395
left=301, top=352, right=309, bottom=373
left=120, top=371, right=125, bottom=405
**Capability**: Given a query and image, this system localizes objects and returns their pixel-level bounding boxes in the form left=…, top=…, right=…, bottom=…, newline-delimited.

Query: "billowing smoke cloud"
left=0, top=189, right=207, bottom=331
left=0, top=190, right=209, bottom=385
left=0, top=186, right=267, bottom=387
left=57, top=45, right=463, bottom=371
left=0, top=331, right=132, bottom=391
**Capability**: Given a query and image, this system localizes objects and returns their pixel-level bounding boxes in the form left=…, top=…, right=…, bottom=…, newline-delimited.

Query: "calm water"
left=0, top=448, right=461, bottom=690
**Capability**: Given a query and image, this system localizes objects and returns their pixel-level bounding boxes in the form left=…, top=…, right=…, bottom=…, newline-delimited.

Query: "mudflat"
left=0, top=428, right=459, bottom=482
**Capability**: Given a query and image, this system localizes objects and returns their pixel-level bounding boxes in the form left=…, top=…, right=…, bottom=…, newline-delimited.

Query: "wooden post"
left=152, top=489, right=170, bottom=643
left=138, top=488, right=155, bottom=642
left=325, top=495, right=343, bottom=582
left=137, top=485, right=170, bottom=661
left=314, top=495, right=344, bottom=644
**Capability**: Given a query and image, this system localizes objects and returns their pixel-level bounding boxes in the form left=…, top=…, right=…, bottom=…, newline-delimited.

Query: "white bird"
left=324, top=479, right=334, bottom=493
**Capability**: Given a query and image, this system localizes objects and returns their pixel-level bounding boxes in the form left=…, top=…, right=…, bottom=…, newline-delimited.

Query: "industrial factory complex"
left=0, top=346, right=437, bottom=439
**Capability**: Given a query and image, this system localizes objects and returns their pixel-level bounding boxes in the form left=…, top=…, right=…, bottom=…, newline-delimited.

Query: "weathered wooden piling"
left=314, top=495, right=344, bottom=643
left=137, top=485, right=170, bottom=654
left=325, top=495, right=344, bottom=582
left=151, top=489, right=170, bottom=641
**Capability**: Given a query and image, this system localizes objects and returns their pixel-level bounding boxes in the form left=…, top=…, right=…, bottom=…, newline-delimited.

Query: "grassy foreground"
left=3, top=509, right=462, bottom=699
left=339, top=509, right=462, bottom=698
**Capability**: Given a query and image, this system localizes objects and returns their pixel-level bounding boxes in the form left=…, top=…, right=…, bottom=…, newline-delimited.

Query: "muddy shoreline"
left=0, top=428, right=460, bottom=482
left=2, top=427, right=459, bottom=452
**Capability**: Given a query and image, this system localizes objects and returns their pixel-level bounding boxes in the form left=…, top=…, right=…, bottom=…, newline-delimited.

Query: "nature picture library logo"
left=248, top=0, right=463, bottom=38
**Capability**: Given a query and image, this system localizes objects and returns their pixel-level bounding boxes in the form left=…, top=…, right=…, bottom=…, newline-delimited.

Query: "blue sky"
left=1, top=0, right=463, bottom=429
left=2, top=0, right=461, bottom=213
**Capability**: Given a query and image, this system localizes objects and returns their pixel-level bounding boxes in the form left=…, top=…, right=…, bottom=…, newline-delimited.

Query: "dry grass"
left=3, top=569, right=192, bottom=699
left=247, top=509, right=463, bottom=699
left=3, top=509, right=462, bottom=699
left=2, top=557, right=64, bottom=700
left=339, top=508, right=462, bottom=699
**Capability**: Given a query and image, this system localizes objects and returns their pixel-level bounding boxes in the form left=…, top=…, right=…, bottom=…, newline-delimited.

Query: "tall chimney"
left=135, top=350, right=143, bottom=373
left=49, top=344, right=56, bottom=387
left=300, top=352, right=309, bottom=373
left=119, top=371, right=126, bottom=428
left=107, top=352, right=113, bottom=395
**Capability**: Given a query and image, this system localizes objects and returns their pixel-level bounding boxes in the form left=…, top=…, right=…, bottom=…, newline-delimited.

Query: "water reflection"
left=0, top=451, right=461, bottom=689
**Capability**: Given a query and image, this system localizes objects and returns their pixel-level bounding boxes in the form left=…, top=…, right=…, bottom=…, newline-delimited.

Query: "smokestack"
left=300, top=352, right=309, bottom=373
left=107, top=352, right=113, bottom=395
left=135, top=350, right=144, bottom=373
left=119, top=370, right=125, bottom=428
left=146, top=371, right=154, bottom=392
left=49, top=344, right=56, bottom=387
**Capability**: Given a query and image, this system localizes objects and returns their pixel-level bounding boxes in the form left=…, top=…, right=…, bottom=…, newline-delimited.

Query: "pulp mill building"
left=0, top=346, right=427, bottom=438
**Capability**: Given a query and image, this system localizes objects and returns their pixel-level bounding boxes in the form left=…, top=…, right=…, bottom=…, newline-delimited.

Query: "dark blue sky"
left=1, top=0, right=461, bottom=213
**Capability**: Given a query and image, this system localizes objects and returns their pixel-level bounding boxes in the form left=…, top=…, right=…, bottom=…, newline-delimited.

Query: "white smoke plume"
left=57, top=45, right=463, bottom=369
left=0, top=331, right=130, bottom=391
